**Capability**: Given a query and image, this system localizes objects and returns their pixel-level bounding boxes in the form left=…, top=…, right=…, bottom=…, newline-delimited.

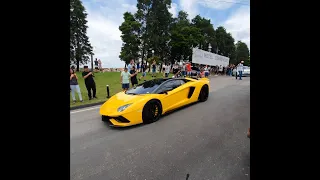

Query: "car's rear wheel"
left=142, top=99, right=162, bottom=124
left=198, top=85, right=209, bottom=102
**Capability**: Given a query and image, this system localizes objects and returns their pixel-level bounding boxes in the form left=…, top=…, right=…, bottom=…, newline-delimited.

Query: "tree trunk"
left=76, top=59, right=80, bottom=72
left=141, top=43, right=145, bottom=66
left=159, top=63, right=163, bottom=72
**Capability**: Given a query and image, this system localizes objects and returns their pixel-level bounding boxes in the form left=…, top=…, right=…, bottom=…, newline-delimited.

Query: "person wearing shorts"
left=164, top=63, right=171, bottom=78
left=121, top=67, right=131, bottom=91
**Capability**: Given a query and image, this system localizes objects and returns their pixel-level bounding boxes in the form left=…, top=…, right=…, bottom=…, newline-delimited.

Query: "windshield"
left=125, top=79, right=167, bottom=95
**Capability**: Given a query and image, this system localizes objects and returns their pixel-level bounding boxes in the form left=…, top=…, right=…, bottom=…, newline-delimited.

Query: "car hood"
left=100, top=92, right=146, bottom=114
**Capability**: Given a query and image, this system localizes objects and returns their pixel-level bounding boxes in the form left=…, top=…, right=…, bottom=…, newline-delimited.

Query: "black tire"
left=198, top=85, right=209, bottom=102
left=142, top=99, right=162, bottom=124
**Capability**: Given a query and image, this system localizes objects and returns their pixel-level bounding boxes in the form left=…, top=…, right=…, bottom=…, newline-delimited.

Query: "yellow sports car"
left=100, top=77, right=210, bottom=127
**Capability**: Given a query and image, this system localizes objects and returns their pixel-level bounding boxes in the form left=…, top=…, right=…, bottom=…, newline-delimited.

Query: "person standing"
left=94, top=58, right=99, bottom=70
left=181, top=62, right=186, bottom=77
left=204, top=65, right=209, bottom=77
left=139, top=63, right=147, bottom=81
left=121, top=67, right=131, bottom=91
left=98, top=59, right=102, bottom=71
left=219, top=65, right=223, bottom=75
left=199, top=68, right=205, bottom=78
left=151, top=60, right=156, bottom=78
left=130, top=66, right=138, bottom=87
left=127, top=59, right=134, bottom=72
left=236, top=61, right=244, bottom=80
left=164, top=63, right=171, bottom=78
left=137, top=62, right=140, bottom=72
left=70, top=69, right=83, bottom=103
left=82, top=66, right=97, bottom=100
left=186, top=62, right=191, bottom=77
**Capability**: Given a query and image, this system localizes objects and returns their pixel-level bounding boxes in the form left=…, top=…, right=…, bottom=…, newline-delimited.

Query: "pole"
left=106, top=85, right=110, bottom=98
left=91, top=54, right=94, bottom=72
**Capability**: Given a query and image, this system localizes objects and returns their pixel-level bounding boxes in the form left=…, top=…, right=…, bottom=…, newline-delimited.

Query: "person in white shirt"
left=181, top=63, right=186, bottom=77
left=236, top=61, right=244, bottom=80
left=164, top=63, right=171, bottom=78
left=127, top=59, right=134, bottom=72
left=204, top=65, right=209, bottom=77
left=218, top=65, right=223, bottom=75
left=162, top=64, right=166, bottom=77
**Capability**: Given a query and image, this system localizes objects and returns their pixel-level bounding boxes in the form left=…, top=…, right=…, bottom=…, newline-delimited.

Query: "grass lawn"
left=70, top=71, right=173, bottom=107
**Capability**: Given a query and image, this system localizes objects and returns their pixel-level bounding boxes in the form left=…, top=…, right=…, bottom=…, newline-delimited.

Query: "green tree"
left=135, top=0, right=153, bottom=65
left=119, top=12, right=141, bottom=66
left=191, top=15, right=215, bottom=52
left=70, top=0, right=93, bottom=71
left=147, top=0, right=172, bottom=64
left=170, top=11, right=202, bottom=63
left=235, top=41, right=250, bottom=64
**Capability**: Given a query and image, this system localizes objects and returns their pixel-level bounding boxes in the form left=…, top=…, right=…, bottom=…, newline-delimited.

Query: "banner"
left=192, top=48, right=229, bottom=67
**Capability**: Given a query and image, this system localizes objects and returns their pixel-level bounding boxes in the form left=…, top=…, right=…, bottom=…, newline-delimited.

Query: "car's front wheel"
left=198, top=85, right=209, bottom=102
left=142, top=99, right=162, bottom=124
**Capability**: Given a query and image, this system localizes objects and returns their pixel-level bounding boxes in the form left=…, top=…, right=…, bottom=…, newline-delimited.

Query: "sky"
left=81, top=0, right=250, bottom=68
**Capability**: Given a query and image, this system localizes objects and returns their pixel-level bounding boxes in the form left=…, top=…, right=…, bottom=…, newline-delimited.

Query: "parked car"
left=232, top=66, right=250, bottom=77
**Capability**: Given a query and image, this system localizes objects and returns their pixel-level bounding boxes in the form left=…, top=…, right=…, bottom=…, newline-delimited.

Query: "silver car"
left=232, top=66, right=250, bottom=77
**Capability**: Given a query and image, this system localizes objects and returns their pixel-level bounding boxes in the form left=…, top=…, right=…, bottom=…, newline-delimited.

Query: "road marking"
left=70, top=106, right=100, bottom=114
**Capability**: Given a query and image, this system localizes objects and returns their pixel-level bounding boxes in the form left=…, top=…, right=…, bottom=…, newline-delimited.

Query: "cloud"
left=168, top=3, right=178, bottom=17
left=179, top=0, right=199, bottom=19
left=198, top=0, right=235, bottom=10
left=222, top=6, right=250, bottom=49
left=82, top=0, right=137, bottom=68
left=180, top=0, right=239, bottom=18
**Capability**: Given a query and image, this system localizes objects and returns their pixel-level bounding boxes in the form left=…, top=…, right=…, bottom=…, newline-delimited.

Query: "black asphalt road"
left=71, top=76, right=250, bottom=180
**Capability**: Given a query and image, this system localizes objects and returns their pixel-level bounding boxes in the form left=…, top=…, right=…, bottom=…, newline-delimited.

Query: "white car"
left=232, top=66, right=250, bottom=77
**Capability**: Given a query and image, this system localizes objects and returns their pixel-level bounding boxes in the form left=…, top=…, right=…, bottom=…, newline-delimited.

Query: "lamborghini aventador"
left=100, top=77, right=210, bottom=127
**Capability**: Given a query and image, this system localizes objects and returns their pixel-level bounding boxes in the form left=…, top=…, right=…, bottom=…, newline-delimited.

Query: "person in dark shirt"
left=151, top=61, right=156, bottom=77
left=129, top=66, right=138, bottom=87
left=82, top=66, right=97, bottom=100
left=139, top=63, right=147, bottom=81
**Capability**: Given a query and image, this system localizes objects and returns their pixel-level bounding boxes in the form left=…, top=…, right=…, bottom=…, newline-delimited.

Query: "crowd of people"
left=70, top=59, right=246, bottom=103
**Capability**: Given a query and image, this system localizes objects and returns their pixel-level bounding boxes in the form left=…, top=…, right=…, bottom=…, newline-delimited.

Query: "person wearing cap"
left=82, top=66, right=97, bottom=100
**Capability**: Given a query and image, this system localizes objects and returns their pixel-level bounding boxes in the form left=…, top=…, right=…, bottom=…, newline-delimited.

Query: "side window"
left=163, top=81, right=175, bottom=89
left=157, top=80, right=186, bottom=94
left=172, top=80, right=185, bottom=89
left=157, top=81, right=175, bottom=93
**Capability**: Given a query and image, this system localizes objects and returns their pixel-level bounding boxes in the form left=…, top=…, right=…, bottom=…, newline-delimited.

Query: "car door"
left=158, top=79, right=189, bottom=113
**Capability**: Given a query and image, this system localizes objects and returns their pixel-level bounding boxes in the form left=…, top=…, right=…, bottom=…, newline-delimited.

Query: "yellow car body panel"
left=100, top=77, right=209, bottom=127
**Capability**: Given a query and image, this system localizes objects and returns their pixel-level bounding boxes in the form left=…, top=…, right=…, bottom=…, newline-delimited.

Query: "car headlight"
left=117, top=104, right=132, bottom=112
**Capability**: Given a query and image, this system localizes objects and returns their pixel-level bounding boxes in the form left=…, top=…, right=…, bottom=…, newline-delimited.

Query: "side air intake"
left=188, top=87, right=195, bottom=98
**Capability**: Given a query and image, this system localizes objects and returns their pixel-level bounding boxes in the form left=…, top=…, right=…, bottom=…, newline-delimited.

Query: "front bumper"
left=100, top=109, right=143, bottom=127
